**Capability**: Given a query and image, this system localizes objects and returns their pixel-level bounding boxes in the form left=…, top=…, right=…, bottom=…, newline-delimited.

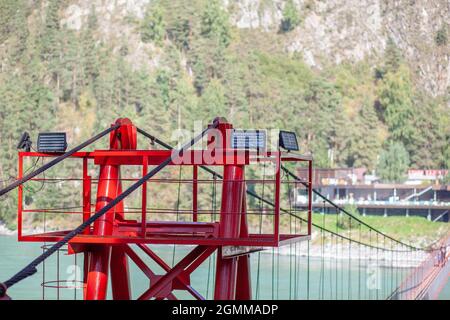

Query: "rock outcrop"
left=57, top=0, right=450, bottom=97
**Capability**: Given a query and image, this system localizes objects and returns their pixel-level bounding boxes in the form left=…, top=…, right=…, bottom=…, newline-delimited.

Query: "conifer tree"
left=201, top=0, right=231, bottom=48
left=378, top=65, right=414, bottom=147
left=199, top=79, right=227, bottom=121
left=82, top=6, right=100, bottom=87
left=408, top=97, right=447, bottom=168
left=384, top=38, right=402, bottom=73
left=377, top=141, right=410, bottom=183
left=7, top=0, right=29, bottom=62
left=41, top=0, right=60, bottom=61
left=349, top=101, right=382, bottom=169
left=141, top=1, right=166, bottom=45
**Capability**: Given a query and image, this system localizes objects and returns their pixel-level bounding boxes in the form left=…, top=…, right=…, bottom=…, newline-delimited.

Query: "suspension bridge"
left=0, top=117, right=448, bottom=300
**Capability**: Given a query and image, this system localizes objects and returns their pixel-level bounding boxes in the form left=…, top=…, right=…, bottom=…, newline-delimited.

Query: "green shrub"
left=435, top=25, right=448, bottom=46
left=281, top=0, right=300, bottom=32
left=336, top=204, right=360, bottom=230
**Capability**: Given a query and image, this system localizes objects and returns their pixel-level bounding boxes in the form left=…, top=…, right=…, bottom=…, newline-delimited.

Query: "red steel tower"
left=15, top=117, right=312, bottom=300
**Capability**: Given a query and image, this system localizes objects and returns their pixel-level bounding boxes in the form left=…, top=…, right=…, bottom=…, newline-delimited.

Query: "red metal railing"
left=18, top=150, right=312, bottom=248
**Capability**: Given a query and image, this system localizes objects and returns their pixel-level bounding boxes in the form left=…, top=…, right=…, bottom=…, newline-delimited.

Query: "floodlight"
left=279, top=130, right=299, bottom=151
left=37, top=132, right=68, bottom=153
left=17, top=132, right=32, bottom=152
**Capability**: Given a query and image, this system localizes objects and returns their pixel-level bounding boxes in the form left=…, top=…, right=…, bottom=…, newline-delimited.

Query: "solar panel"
left=279, top=130, right=299, bottom=151
left=231, top=129, right=266, bottom=150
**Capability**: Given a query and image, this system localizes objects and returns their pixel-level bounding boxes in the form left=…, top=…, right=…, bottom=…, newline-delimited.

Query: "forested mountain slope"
left=0, top=0, right=449, bottom=227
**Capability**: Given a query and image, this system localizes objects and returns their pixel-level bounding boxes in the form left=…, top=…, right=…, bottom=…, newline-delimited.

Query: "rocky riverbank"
left=272, top=242, right=428, bottom=268
left=0, top=223, right=439, bottom=269
left=0, top=224, right=48, bottom=236
left=0, top=224, right=15, bottom=236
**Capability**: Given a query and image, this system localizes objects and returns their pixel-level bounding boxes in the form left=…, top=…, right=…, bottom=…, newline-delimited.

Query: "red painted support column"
left=17, top=154, right=23, bottom=240
left=141, top=156, right=148, bottom=237
left=193, top=165, right=198, bottom=222
left=308, top=160, right=312, bottom=236
left=82, top=158, right=91, bottom=235
left=83, top=252, right=89, bottom=299
left=214, top=165, right=245, bottom=300
left=235, top=192, right=252, bottom=300
left=82, top=158, right=91, bottom=299
left=110, top=245, right=131, bottom=299
left=110, top=181, right=131, bottom=300
left=85, top=118, right=136, bottom=300
left=85, top=164, right=120, bottom=300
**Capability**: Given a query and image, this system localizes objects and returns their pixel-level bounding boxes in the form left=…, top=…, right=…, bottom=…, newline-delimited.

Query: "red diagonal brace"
left=124, top=245, right=155, bottom=280
left=124, top=245, right=177, bottom=300
left=185, top=246, right=217, bottom=275
left=137, top=244, right=215, bottom=300
left=138, top=245, right=208, bottom=300
left=137, top=244, right=216, bottom=276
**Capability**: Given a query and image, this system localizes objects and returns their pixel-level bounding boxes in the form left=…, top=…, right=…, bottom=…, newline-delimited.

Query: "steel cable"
left=135, top=127, right=431, bottom=253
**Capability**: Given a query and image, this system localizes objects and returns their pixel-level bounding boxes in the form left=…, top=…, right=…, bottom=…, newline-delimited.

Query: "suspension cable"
left=281, top=166, right=424, bottom=251
left=135, top=127, right=427, bottom=252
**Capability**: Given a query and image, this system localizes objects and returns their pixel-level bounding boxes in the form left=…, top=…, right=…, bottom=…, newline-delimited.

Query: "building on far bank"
left=295, top=168, right=450, bottom=222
